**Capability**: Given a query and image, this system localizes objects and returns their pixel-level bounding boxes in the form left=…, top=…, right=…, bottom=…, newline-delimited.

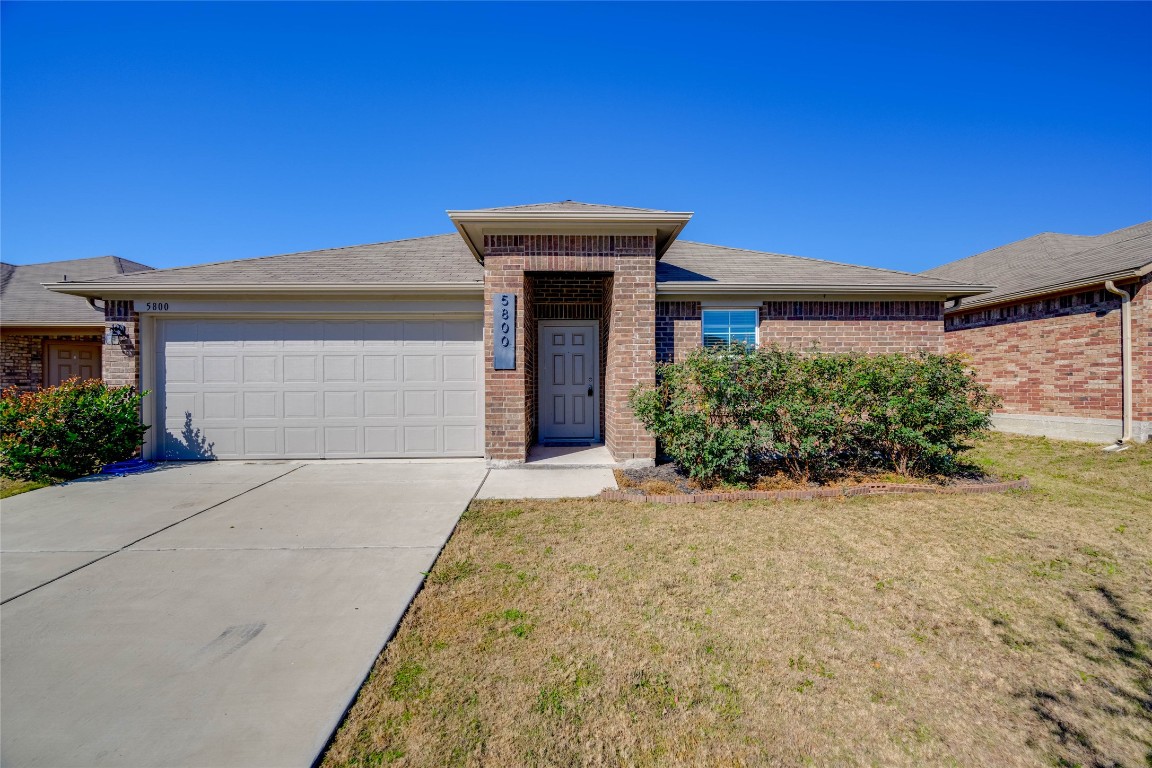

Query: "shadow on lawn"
left=1019, top=585, right=1152, bottom=768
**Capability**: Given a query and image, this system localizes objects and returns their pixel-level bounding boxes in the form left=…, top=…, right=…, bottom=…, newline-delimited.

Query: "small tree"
left=1, top=379, right=150, bottom=483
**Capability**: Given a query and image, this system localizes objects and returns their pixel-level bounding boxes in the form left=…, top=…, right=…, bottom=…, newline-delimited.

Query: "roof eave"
left=447, top=209, right=694, bottom=263
left=43, top=282, right=485, bottom=299
left=656, top=282, right=992, bottom=298
left=945, top=263, right=1152, bottom=313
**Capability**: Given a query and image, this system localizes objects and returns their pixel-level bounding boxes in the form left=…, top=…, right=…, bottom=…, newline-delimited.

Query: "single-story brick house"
left=1, top=256, right=153, bottom=391
left=923, top=221, right=1151, bottom=443
left=47, top=202, right=988, bottom=465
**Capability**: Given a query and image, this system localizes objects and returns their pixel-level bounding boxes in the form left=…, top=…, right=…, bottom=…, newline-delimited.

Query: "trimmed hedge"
left=629, top=345, right=1000, bottom=485
left=1, top=379, right=150, bottom=483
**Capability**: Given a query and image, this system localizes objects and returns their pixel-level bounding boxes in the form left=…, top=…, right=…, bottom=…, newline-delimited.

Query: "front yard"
left=324, top=434, right=1151, bottom=767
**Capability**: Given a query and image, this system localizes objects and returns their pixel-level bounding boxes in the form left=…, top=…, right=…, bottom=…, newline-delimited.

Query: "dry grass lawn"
left=323, top=434, right=1152, bottom=767
left=0, top=476, right=48, bottom=499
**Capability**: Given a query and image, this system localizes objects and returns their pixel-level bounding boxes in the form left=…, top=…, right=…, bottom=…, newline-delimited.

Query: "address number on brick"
left=493, top=293, right=516, bottom=370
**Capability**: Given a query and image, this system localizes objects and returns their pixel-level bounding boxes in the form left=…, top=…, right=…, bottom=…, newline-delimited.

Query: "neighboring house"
left=1, top=256, right=154, bottom=391
left=47, top=202, right=987, bottom=465
left=923, top=221, right=1152, bottom=443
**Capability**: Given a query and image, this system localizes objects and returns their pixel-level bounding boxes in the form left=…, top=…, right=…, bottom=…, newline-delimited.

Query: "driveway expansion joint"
left=0, top=464, right=303, bottom=605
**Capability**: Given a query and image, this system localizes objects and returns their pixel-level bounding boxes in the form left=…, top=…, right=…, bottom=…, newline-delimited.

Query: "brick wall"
left=944, top=287, right=1125, bottom=420
left=528, top=272, right=610, bottom=442
left=1, top=332, right=102, bottom=391
left=656, top=301, right=703, bottom=362
left=1132, top=275, right=1152, bottom=428
left=483, top=235, right=655, bottom=463
left=656, top=299, right=944, bottom=362
left=102, top=301, right=141, bottom=389
left=761, top=301, right=943, bottom=353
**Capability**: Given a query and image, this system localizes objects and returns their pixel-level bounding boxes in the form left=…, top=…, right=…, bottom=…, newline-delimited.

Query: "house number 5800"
left=493, top=293, right=516, bottom=370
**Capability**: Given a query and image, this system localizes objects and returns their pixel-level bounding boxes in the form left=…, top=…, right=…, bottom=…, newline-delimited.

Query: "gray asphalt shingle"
left=1, top=256, right=153, bottom=325
left=50, top=232, right=980, bottom=294
left=922, top=221, right=1152, bottom=308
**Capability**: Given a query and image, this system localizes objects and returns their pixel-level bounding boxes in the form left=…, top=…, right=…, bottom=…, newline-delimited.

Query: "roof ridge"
left=675, top=240, right=972, bottom=286
left=64, top=233, right=461, bottom=283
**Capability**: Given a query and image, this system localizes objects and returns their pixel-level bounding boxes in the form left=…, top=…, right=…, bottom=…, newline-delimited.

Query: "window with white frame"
left=702, top=308, right=758, bottom=348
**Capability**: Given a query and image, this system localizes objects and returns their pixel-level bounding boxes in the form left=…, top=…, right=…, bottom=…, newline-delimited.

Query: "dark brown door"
left=46, top=343, right=101, bottom=386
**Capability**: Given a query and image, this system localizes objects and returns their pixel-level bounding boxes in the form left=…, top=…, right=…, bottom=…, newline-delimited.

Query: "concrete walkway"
left=0, top=459, right=488, bottom=768
left=476, top=467, right=617, bottom=499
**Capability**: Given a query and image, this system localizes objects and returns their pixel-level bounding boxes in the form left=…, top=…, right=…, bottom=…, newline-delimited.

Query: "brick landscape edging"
left=600, top=478, right=1030, bottom=503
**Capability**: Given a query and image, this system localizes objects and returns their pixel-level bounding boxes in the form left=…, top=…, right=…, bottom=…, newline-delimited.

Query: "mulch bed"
left=609, top=461, right=1029, bottom=503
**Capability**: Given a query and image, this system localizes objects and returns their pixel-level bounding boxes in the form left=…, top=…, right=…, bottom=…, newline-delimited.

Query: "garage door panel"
left=323, top=391, right=359, bottom=418
left=202, top=356, right=238, bottom=383
left=362, top=321, right=402, bottom=346
left=157, top=318, right=482, bottom=459
left=203, top=392, right=238, bottom=419
left=364, top=391, right=398, bottom=418
left=284, top=428, right=320, bottom=456
left=324, top=321, right=363, bottom=346
left=283, top=355, right=319, bottom=382
left=445, top=425, right=480, bottom=453
left=323, top=355, right=358, bottom=383
left=443, top=354, right=478, bottom=382
left=242, top=356, right=278, bottom=384
left=244, top=428, right=280, bottom=455
left=165, top=357, right=198, bottom=384
left=444, top=390, right=479, bottom=418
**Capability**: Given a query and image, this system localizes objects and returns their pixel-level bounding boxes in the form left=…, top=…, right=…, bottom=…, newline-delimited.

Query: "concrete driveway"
left=0, top=459, right=488, bottom=768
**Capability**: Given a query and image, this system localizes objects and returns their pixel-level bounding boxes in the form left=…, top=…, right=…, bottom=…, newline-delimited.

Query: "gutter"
left=946, top=263, right=1152, bottom=313
left=43, top=282, right=485, bottom=299
left=1102, top=261, right=1152, bottom=447
left=656, top=282, right=992, bottom=299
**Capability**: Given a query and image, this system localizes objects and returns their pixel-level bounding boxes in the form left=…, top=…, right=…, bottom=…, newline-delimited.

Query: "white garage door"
left=156, top=318, right=483, bottom=459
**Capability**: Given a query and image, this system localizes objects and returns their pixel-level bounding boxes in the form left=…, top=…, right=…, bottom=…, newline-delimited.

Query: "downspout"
left=1103, top=280, right=1133, bottom=445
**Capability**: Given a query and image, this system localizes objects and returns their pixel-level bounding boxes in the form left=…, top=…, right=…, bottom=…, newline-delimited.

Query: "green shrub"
left=0, top=379, right=150, bottom=483
left=846, top=352, right=1001, bottom=476
left=629, top=344, right=773, bottom=484
left=629, top=346, right=999, bottom=485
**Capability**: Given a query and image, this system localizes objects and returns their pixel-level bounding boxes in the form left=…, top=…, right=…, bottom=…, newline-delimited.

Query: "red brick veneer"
left=656, top=300, right=944, bottom=362
left=944, top=286, right=1134, bottom=421
left=101, top=301, right=140, bottom=389
left=484, top=235, right=656, bottom=462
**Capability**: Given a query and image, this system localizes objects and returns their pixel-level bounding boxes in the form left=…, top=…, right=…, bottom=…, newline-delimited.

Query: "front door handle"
left=587, top=386, right=594, bottom=397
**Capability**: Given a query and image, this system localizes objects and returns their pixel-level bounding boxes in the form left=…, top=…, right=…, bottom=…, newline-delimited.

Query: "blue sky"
left=2, top=1, right=1149, bottom=273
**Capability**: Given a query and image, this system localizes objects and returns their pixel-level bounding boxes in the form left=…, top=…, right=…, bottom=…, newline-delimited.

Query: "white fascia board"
left=945, top=267, right=1151, bottom=313
left=656, top=283, right=992, bottom=298
left=43, top=282, right=485, bottom=299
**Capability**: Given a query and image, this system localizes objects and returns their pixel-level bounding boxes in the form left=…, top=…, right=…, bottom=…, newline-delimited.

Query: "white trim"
left=44, top=283, right=484, bottom=299
left=537, top=319, right=600, bottom=444
left=658, top=283, right=989, bottom=298
left=131, top=299, right=484, bottom=315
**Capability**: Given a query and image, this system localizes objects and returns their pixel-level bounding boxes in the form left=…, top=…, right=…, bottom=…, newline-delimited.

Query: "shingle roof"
left=658, top=241, right=980, bottom=292
left=1, top=256, right=153, bottom=325
left=47, top=231, right=984, bottom=297
left=54, top=235, right=483, bottom=289
left=460, top=200, right=674, bottom=214
left=922, top=221, right=1152, bottom=309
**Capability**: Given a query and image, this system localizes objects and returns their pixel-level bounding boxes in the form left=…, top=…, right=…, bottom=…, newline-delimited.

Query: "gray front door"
left=539, top=321, right=598, bottom=442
